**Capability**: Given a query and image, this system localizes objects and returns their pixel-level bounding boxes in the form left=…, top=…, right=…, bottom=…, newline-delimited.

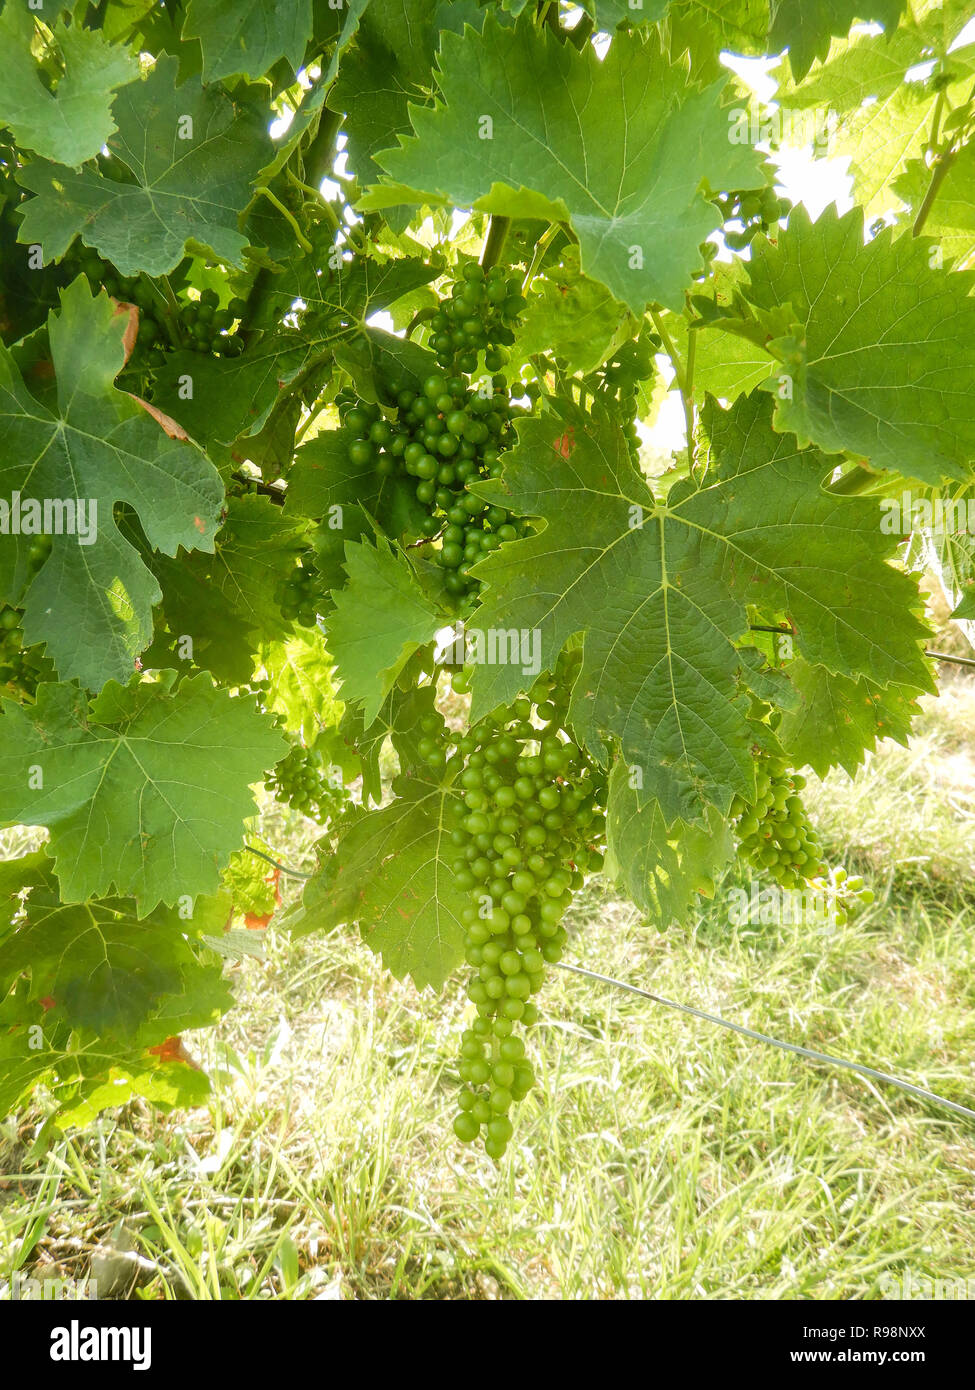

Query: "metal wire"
left=554, top=959, right=975, bottom=1124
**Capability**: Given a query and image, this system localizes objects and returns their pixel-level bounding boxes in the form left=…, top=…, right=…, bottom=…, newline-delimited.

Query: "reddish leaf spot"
left=194, top=515, right=206, bottom=533
left=39, top=995, right=57, bottom=1013
left=148, top=1035, right=200, bottom=1069
left=554, top=427, right=576, bottom=459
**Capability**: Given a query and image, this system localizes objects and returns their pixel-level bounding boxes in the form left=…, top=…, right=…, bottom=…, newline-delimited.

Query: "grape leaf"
left=181, top=0, right=313, bottom=80
left=0, top=277, right=223, bottom=691
left=605, top=763, right=734, bottom=924
left=0, top=673, right=287, bottom=912
left=147, top=494, right=309, bottom=683
left=0, top=889, right=230, bottom=1037
left=468, top=392, right=930, bottom=826
left=769, top=0, right=905, bottom=82
left=775, top=7, right=975, bottom=214
left=518, top=248, right=634, bottom=375
left=294, top=781, right=467, bottom=990
left=583, top=1, right=671, bottom=27
left=365, top=17, right=766, bottom=312
left=262, top=631, right=344, bottom=745
left=16, top=55, right=272, bottom=276
left=0, top=1022, right=212, bottom=1124
left=0, top=6, right=139, bottom=167
left=894, top=146, right=975, bottom=268
left=777, top=657, right=920, bottom=777
left=741, top=205, right=975, bottom=485
left=328, top=539, right=441, bottom=725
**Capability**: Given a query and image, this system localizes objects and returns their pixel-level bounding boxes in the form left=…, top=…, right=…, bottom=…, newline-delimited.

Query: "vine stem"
left=522, top=222, right=562, bottom=291
left=257, top=186, right=313, bottom=253
left=826, top=463, right=880, bottom=495
left=554, top=960, right=975, bottom=1124
left=649, top=305, right=696, bottom=474
left=293, top=405, right=321, bottom=447
left=480, top=215, right=511, bottom=272
left=913, top=80, right=975, bottom=237
left=245, top=843, right=314, bottom=880
left=405, top=306, right=438, bottom=339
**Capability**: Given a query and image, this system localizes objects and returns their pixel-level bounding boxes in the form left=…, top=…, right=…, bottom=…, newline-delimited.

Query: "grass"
left=2, top=671, right=975, bottom=1300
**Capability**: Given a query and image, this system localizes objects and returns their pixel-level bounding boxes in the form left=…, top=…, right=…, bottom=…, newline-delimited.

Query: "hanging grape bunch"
left=334, top=263, right=536, bottom=603
left=274, top=555, right=323, bottom=628
left=731, top=757, right=827, bottom=890
left=579, top=333, right=655, bottom=464
left=718, top=186, right=793, bottom=251
left=266, top=742, right=347, bottom=822
left=444, top=649, right=607, bottom=1159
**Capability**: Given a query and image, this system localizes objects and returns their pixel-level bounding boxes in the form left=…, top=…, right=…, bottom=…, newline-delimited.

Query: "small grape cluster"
left=0, top=605, right=48, bottom=696
left=0, top=535, right=54, bottom=696
left=266, top=743, right=345, bottom=822
left=335, top=370, right=532, bottom=601
left=445, top=652, right=607, bottom=1159
left=580, top=336, right=654, bottom=462
left=274, top=556, right=322, bottom=628
left=70, top=247, right=246, bottom=377
left=827, top=867, right=875, bottom=925
left=731, top=759, right=826, bottom=889
left=716, top=187, right=793, bottom=251
left=427, top=262, right=526, bottom=373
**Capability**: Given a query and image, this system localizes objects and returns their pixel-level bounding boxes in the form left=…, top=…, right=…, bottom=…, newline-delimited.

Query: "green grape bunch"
left=266, top=743, right=346, bottom=822
left=717, top=185, right=793, bottom=251
left=443, top=649, right=607, bottom=1159
left=731, top=758, right=827, bottom=890
left=334, top=280, right=535, bottom=603
left=275, top=555, right=323, bottom=628
left=427, top=261, right=527, bottom=373
left=579, top=333, right=655, bottom=462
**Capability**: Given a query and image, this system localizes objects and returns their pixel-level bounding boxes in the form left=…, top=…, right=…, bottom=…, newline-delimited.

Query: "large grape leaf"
left=0, top=277, right=223, bottom=691
left=0, top=673, right=287, bottom=912
left=0, top=5, right=139, bottom=167
left=364, top=17, right=765, bottom=313
left=328, top=540, right=441, bottom=725
left=325, top=0, right=473, bottom=217
left=293, top=781, right=468, bottom=990
left=0, top=888, right=231, bottom=1037
left=740, top=206, right=975, bottom=485
left=769, top=0, right=905, bottom=81
left=0, top=1023, right=212, bottom=1124
left=605, top=763, right=734, bottom=925
left=468, top=392, right=931, bottom=826
left=181, top=0, right=313, bottom=80
left=16, top=55, right=272, bottom=276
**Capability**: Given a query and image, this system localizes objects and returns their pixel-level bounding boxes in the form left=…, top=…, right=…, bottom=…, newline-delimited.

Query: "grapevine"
left=0, top=0, right=967, bottom=1164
